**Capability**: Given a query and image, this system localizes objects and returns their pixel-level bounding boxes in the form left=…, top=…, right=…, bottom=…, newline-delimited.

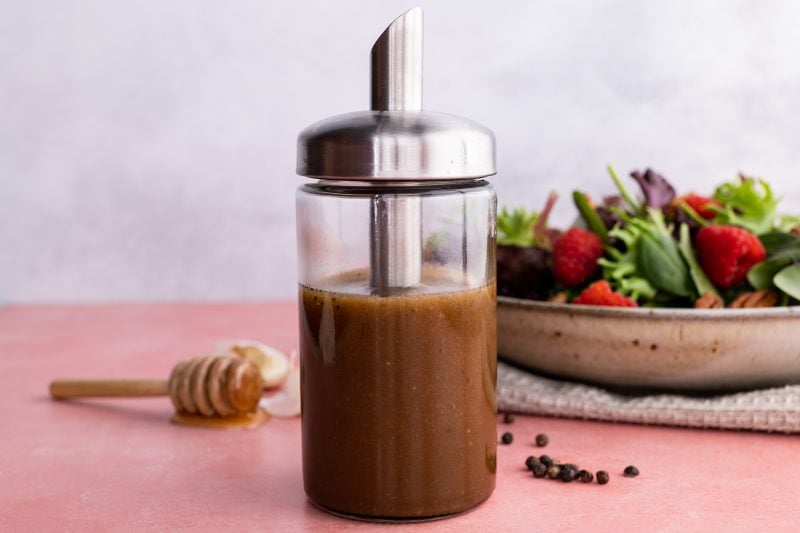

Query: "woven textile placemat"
left=497, top=362, right=800, bottom=433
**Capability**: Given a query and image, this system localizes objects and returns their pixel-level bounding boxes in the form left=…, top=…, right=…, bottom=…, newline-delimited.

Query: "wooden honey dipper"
left=50, top=355, right=268, bottom=429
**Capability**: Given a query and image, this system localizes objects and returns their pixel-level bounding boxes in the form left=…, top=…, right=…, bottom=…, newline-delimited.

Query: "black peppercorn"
left=525, top=455, right=538, bottom=470
left=559, top=464, right=578, bottom=482
left=546, top=465, right=561, bottom=479
left=539, top=454, right=553, bottom=467
left=578, top=470, right=594, bottom=483
left=532, top=462, right=548, bottom=478
left=596, top=470, right=610, bottom=485
left=535, top=433, right=549, bottom=447
left=502, top=412, right=515, bottom=424
left=624, top=465, right=639, bottom=477
left=501, top=432, right=513, bottom=445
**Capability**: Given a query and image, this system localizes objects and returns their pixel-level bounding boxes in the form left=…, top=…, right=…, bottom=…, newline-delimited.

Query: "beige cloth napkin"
left=497, top=362, right=800, bottom=433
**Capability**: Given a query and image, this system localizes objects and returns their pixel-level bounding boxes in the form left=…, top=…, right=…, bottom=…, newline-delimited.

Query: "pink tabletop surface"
left=1, top=303, right=798, bottom=532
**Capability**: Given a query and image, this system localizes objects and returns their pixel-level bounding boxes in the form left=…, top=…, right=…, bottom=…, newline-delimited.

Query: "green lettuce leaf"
left=598, top=223, right=657, bottom=302
left=777, top=214, right=800, bottom=233
left=679, top=224, right=718, bottom=297
left=497, top=207, right=539, bottom=247
left=712, top=177, right=778, bottom=234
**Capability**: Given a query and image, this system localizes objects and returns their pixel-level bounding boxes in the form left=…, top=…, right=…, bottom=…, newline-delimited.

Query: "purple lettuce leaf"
left=630, top=168, right=676, bottom=210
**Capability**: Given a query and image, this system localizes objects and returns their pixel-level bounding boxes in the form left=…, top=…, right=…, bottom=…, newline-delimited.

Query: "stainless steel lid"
left=296, top=7, right=496, bottom=181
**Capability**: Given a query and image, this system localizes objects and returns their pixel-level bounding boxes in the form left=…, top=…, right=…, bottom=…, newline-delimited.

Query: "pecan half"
left=729, top=290, right=780, bottom=309
left=548, top=291, right=569, bottom=304
left=695, top=292, right=724, bottom=309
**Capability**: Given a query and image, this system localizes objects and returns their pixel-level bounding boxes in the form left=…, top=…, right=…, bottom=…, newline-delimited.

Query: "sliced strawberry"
left=572, top=280, right=638, bottom=307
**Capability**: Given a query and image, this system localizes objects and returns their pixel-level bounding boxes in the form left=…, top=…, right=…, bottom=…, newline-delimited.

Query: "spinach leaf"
left=745, top=239, right=800, bottom=290
left=759, top=231, right=800, bottom=255
left=638, top=228, right=693, bottom=297
left=747, top=260, right=786, bottom=290
left=627, top=209, right=693, bottom=297
left=770, top=244, right=800, bottom=264
left=679, top=224, right=718, bottom=297
left=774, top=264, right=800, bottom=301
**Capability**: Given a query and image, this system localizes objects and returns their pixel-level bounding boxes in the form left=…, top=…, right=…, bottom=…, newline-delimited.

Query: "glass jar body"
left=296, top=180, right=497, bottom=521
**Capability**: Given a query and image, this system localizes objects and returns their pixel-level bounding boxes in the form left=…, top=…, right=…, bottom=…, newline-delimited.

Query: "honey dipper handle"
left=50, top=379, right=169, bottom=399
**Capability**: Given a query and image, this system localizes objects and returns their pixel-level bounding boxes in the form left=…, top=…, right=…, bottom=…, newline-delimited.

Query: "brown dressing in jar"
left=299, top=271, right=497, bottom=520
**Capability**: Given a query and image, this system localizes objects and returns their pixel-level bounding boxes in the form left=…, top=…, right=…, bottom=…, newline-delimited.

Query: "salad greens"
left=711, top=178, right=778, bottom=234
left=679, top=224, right=718, bottom=297
left=607, top=165, right=640, bottom=214
left=496, top=166, right=800, bottom=307
left=627, top=208, right=693, bottom=298
left=629, top=168, right=676, bottom=210
left=774, top=264, right=800, bottom=300
left=777, top=214, right=800, bottom=233
left=597, top=223, right=658, bottom=301
left=746, top=232, right=800, bottom=297
left=497, top=207, right=539, bottom=247
left=572, top=191, right=608, bottom=239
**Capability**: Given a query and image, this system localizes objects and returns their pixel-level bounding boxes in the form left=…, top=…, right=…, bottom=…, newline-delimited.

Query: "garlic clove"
left=260, top=352, right=300, bottom=418
left=225, top=340, right=290, bottom=389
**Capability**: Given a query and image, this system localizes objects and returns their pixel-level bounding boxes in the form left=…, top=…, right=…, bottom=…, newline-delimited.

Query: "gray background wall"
left=2, top=0, right=799, bottom=303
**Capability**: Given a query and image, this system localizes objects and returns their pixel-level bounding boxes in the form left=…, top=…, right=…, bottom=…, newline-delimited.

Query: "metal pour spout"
left=369, top=8, right=424, bottom=291
left=371, top=7, right=423, bottom=112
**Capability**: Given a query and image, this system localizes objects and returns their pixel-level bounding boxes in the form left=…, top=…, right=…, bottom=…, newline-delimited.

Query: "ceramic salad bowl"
left=498, top=296, right=800, bottom=391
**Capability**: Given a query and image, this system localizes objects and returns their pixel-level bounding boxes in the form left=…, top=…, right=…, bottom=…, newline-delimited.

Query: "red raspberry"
left=552, top=227, right=604, bottom=286
left=572, top=280, right=638, bottom=307
left=680, top=193, right=720, bottom=219
left=695, top=225, right=766, bottom=289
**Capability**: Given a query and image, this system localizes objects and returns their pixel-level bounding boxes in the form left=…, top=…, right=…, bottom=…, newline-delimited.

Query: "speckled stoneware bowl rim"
left=498, top=295, right=800, bottom=320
